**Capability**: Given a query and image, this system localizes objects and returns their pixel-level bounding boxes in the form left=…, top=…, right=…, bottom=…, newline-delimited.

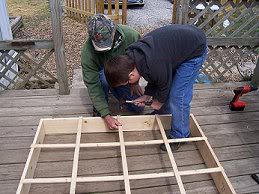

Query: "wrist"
left=99, top=108, right=111, bottom=118
left=103, top=114, right=111, bottom=119
left=144, top=95, right=152, bottom=101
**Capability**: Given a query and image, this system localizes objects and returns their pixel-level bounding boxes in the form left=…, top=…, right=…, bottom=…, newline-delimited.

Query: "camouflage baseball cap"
left=88, top=14, right=116, bottom=51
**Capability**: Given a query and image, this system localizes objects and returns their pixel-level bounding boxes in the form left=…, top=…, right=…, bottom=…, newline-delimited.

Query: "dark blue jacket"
left=126, top=24, right=207, bottom=103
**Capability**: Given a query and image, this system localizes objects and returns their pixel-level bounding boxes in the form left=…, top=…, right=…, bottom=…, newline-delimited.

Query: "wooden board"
left=16, top=114, right=236, bottom=194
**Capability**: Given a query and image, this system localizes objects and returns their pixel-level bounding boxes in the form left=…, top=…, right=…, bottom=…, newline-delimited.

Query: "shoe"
left=160, top=136, right=186, bottom=152
left=160, top=142, right=184, bottom=152
left=92, top=107, right=101, bottom=117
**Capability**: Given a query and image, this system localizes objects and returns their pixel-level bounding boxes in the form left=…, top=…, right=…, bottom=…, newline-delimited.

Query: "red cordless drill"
left=229, top=85, right=258, bottom=111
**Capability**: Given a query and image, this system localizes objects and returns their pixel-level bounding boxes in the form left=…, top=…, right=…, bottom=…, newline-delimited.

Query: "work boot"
left=160, top=136, right=186, bottom=152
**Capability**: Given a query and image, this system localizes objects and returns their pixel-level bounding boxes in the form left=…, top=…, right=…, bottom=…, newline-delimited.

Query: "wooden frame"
left=16, top=114, right=236, bottom=194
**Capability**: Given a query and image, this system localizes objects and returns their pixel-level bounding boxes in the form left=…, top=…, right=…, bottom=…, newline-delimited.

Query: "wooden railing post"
left=122, top=0, right=127, bottom=24
left=50, top=0, right=70, bottom=95
left=172, top=0, right=178, bottom=24
left=174, top=0, right=190, bottom=24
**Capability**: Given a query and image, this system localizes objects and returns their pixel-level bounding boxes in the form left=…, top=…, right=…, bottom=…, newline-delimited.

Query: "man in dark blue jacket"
left=104, top=24, right=207, bottom=151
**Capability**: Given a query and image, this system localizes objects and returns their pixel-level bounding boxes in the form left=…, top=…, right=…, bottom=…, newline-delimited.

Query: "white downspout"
left=0, top=0, right=18, bottom=91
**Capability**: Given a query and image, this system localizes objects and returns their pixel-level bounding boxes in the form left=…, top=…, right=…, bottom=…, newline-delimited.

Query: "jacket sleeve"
left=145, top=68, right=171, bottom=103
left=81, top=46, right=110, bottom=117
left=155, top=82, right=170, bottom=103
left=144, top=83, right=156, bottom=97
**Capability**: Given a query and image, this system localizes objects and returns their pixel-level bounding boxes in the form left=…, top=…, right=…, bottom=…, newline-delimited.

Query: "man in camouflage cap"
left=88, top=14, right=116, bottom=51
left=81, top=14, right=143, bottom=129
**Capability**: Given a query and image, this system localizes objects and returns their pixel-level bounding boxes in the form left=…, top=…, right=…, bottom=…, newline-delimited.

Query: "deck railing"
left=0, top=40, right=56, bottom=90
left=65, top=0, right=127, bottom=24
left=0, top=0, right=69, bottom=94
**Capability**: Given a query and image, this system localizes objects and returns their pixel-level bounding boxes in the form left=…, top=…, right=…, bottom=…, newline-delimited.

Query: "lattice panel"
left=0, top=49, right=57, bottom=90
left=188, top=0, right=259, bottom=37
left=202, top=46, right=258, bottom=82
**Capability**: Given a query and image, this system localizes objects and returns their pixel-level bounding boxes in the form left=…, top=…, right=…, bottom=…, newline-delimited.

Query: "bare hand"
left=151, top=99, right=163, bottom=110
left=132, top=95, right=152, bottom=107
left=130, top=83, right=144, bottom=96
left=104, top=115, right=122, bottom=130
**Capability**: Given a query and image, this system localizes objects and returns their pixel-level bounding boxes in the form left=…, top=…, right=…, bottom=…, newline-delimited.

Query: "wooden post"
left=115, top=0, right=119, bottom=24
left=172, top=0, right=178, bottom=24
left=181, top=0, right=189, bottom=24
left=175, top=0, right=190, bottom=24
left=122, top=0, right=127, bottom=24
left=50, top=0, right=70, bottom=95
left=96, top=0, right=103, bottom=14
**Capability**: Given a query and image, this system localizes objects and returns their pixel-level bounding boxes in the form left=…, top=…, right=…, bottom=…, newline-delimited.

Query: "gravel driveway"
left=127, top=0, right=173, bottom=33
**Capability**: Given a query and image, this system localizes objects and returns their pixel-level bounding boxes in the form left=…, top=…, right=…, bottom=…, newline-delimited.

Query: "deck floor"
left=0, top=78, right=259, bottom=193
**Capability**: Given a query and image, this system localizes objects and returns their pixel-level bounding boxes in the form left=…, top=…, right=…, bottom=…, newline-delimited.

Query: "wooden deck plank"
left=0, top=82, right=258, bottom=194
left=196, top=112, right=259, bottom=125
left=1, top=123, right=259, bottom=150
left=0, top=106, right=93, bottom=117
left=1, top=116, right=259, bottom=138
left=0, top=131, right=258, bottom=179
left=231, top=175, right=259, bottom=193
left=0, top=179, right=216, bottom=194
left=68, top=86, right=259, bottom=100
left=1, top=102, right=259, bottom=118
left=0, top=96, right=92, bottom=108
left=0, top=82, right=252, bottom=102
left=0, top=122, right=259, bottom=153
left=1, top=109, right=259, bottom=127
left=0, top=114, right=91, bottom=127
left=202, top=121, right=259, bottom=135
left=0, top=156, right=258, bottom=193
left=69, top=81, right=248, bottom=94
left=192, top=103, right=259, bottom=116
left=1, top=174, right=258, bottom=194
left=192, top=95, right=259, bottom=108
left=193, top=82, right=247, bottom=90
left=0, top=139, right=258, bottom=167
left=0, top=126, right=37, bottom=138
left=0, top=89, right=59, bottom=97
left=0, top=94, right=257, bottom=110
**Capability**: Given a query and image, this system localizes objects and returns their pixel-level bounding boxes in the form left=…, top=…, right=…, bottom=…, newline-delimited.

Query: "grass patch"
left=7, top=0, right=50, bottom=27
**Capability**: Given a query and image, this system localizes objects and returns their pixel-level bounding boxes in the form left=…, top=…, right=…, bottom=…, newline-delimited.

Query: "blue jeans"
left=159, top=51, right=207, bottom=138
left=99, top=69, right=144, bottom=113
